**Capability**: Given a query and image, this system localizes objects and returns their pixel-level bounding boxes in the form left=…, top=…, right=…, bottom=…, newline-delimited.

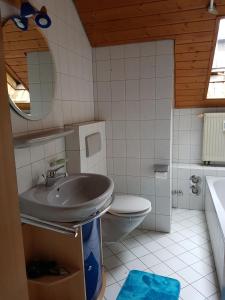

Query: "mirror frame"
left=2, top=17, right=56, bottom=121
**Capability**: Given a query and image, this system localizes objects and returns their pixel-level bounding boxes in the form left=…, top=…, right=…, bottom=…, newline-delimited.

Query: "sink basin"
left=19, top=173, right=114, bottom=222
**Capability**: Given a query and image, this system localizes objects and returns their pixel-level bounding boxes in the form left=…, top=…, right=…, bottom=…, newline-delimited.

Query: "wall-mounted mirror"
left=2, top=18, right=55, bottom=120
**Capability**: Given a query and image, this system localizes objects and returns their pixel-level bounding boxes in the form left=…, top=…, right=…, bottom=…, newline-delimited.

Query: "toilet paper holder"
left=154, top=164, right=169, bottom=173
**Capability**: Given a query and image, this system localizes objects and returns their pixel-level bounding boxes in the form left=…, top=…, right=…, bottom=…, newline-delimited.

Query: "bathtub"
left=205, top=176, right=225, bottom=294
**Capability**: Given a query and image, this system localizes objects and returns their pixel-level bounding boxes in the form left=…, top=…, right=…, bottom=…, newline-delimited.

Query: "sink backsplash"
left=15, top=137, right=66, bottom=194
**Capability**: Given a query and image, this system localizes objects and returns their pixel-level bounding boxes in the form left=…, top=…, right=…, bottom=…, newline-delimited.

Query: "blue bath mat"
left=116, top=270, right=180, bottom=300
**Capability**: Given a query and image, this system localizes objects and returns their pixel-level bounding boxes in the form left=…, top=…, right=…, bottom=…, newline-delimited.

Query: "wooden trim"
left=0, top=13, right=29, bottom=300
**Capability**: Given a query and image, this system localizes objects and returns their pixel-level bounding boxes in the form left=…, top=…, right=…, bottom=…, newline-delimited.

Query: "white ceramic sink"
left=19, top=173, right=114, bottom=222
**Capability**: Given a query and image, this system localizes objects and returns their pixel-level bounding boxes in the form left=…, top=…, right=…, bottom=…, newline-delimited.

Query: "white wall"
left=66, top=121, right=107, bottom=175
left=172, top=107, right=225, bottom=210
left=93, top=41, right=174, bottom=232
left=173, top=107, right=225, bottom=164
left=0, top=0, right=94, bottom=193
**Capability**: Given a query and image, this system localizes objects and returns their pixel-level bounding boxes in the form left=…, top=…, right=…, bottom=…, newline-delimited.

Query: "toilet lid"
left=109, top=194, right=151, bottom=214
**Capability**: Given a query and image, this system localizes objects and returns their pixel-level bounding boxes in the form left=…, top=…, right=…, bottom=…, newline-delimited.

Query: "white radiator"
left=202, top=113, right=225, bottom=163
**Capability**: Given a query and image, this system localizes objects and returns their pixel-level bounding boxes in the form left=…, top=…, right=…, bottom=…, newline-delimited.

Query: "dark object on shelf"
left=26, top=260, right=69, bottom=279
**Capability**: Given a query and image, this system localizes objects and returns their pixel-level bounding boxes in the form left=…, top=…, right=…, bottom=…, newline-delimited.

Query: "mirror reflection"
left=2, top=19, right=55, bottom=120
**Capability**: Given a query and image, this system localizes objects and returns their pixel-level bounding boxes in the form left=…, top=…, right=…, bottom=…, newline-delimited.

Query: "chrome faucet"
left=44, top=164, right=67, bottom=187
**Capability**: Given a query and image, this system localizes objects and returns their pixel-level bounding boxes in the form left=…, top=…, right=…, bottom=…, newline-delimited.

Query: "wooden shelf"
left=28, top=268, right=80, bottom=287
left=22, top=224, right=86, bottom=300
left=14, top=127, right=74, bottom=149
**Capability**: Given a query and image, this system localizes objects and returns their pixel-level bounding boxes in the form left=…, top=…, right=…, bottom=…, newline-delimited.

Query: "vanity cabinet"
left=82, top=219, right=103, bottom=300
left=22, top=222, right=105, bottom=300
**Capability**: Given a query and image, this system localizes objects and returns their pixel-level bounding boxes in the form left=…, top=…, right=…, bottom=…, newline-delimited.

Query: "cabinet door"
left=82, top=219, right=102, bottom=300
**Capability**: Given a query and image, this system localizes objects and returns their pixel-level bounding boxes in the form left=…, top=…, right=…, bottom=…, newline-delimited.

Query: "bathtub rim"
left=206, top=176, right=225, bottom=240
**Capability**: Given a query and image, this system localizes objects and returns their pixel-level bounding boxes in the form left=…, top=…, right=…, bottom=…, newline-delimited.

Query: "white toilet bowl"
left=102, top=194, right=151, bottom=243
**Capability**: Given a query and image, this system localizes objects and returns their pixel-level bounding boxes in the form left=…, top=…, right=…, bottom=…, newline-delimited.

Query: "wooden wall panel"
left=74, top=0, right=225, bottom=108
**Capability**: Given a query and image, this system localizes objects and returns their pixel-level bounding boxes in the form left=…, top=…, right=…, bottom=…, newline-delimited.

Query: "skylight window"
left=207, top=18, right=225, bottom=99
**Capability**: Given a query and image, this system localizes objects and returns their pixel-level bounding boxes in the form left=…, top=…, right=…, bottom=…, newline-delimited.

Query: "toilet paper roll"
left=155, top=172, right=168, bottom=179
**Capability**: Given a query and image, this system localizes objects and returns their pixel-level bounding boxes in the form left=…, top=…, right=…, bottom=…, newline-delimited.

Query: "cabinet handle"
left=88, top=266, right=92, bottom=271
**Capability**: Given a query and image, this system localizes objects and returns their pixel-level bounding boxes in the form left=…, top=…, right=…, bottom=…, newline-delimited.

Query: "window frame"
left=204, top=16, right=225, bottom=103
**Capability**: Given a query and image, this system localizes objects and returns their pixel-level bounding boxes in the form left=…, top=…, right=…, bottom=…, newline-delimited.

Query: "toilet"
left=102, top=194, right=151, bottom=243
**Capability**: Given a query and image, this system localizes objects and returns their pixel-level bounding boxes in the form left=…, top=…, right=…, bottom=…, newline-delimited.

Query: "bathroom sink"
left=19, top=174, right=114, bottom=222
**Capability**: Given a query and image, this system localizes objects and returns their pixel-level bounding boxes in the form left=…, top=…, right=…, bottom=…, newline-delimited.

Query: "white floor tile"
left=150, top=263, right=174, bottom=276
left=103, top=209, right=219, bottom=300
left=130, top=245, right=149, bottom=258
left=157, top=236, right=174, bottom=247
left=140, top=253, right=161, bottom=268
left=144, top=240, right=163, bottom=252
left=105, top=272, right=116, bottom=286
left=116, top=250, right=136, bottom=263
left=189, top=246, right=211, bottom=259
left=104, top=283, right=121, bottom=300
left=167, top=244, right=186, bottom=256
left=191, top=261, right=214, bottom=276
left=177, top=266, right=202, bottom=284
left=125, top=258, right=148, bottom=271
left=134, top=233, right=152, bottom=244
left=170, top=273, right=189, bottom=288
left=110, top=265, right=129, bottom=281
left=104, top=255, right=122, bottom=270
left=108, top=242, right=127, bottom=254
left=165, top=257, right=187, bottom=272
left=103, top=247, right=114, bottom=259
left=154, top=248, right=174, bottom=261
left=178, top=252, right=200, bottom=265
left=122, top=237, right=141, bottom=249
left=180, top=285, right=205, bottom=300
left=192, top=277, right=217, bottom=298
left=179, top=239, right=198, bottom=251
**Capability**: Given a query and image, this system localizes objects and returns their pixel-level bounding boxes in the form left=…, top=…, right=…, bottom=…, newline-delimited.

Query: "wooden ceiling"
left=74, top=0, right=225, bottom=108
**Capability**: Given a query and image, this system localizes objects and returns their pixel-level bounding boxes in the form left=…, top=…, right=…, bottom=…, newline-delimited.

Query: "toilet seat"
left=109, top=194, right=151, bottom=216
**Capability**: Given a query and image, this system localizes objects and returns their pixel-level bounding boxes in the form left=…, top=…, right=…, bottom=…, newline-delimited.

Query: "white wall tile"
left=126, top=140, right=141, bottom=158
left=125, top=58, right=140, bottom=79
left=156, top=77, right=173, bottom=99
left=140, top=56, right=155, bottom=78
left=156, top=55, right=173, bottom=77
left=140, top=121, right=155, bottom=139
left=126, top=80, right=139, bottom=101
left=141, top=140, right=155, bottom=158
left=112, top=140, right=126, bottom=157
left=111, top=59, right=125, bottom=80
left=140, top=100, right=155, bottom=120
left=94, top=40, right=173, bottom=232
left=140, top=78, right=156, bottom=99
left=112, top=121, right=126, bottom=139
left=111, top=81, right=126, bottom=101
left=95, top=47, right=110, bottom=61
left=140, top=42, right=156, bottom=57
left=110, top=45, right=124, bottom=59
left=124, top=44, right=140, bottom=58
left=97, top=82, right=111, bottom=100
left=125, top=102, right=140, bottom=120
left=127, top=176, right=141, bottom=194
left=126, top=158, right=140, bottom=176
left=96, top=60, right=111, bottom=81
